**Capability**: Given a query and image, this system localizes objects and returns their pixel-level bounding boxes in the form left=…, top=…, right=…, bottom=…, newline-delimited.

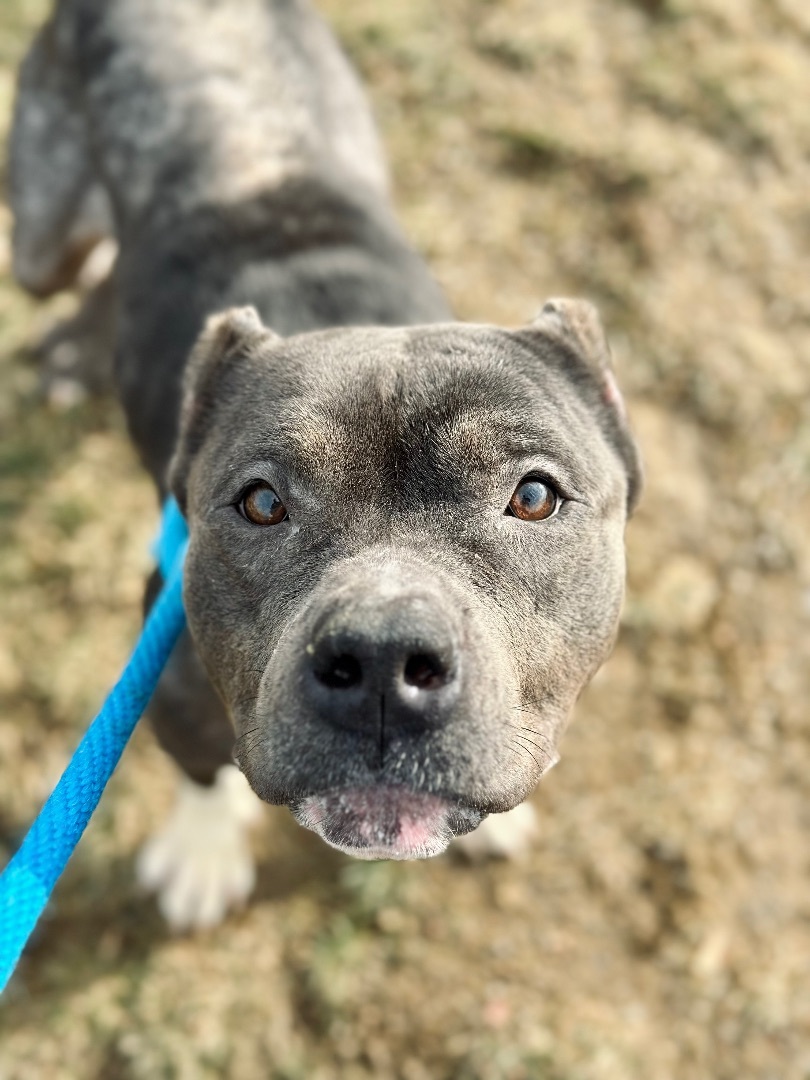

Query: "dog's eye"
left=239, top=482, right=288, bottom=526
left=507, top=478, right=560, bottom=521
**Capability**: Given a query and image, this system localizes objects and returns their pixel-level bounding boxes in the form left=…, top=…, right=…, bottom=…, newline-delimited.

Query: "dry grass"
left=1, top=0, right=809, bottom=1077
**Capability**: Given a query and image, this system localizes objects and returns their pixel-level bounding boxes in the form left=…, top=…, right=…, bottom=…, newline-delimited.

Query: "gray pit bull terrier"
left=10, top=0, right=641, bottom=929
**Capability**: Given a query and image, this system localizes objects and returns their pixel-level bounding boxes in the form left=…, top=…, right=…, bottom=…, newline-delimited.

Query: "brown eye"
left=240, top=482, right=287, bottom=526
left=507, top=478, right=560, bottom=521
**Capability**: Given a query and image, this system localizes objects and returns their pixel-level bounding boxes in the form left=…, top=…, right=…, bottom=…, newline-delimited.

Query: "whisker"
left=512, top=731, right=549, bottom=754
left=513, top=697, right=551, bottom=712
left=513, top=734, right=549, bottom=757
left=235, top=730, right=265, bottom=758
left=508, top=722, right=554, bottom=748
left=508, top=740, right=542, bottom=771
left=518, top=731, right=554, bottom=750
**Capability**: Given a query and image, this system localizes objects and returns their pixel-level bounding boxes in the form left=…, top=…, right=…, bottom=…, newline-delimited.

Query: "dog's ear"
left=169, top=306, right=278, bottom=512
left=523, top=298, right=642, bottom=514
left=531, top=298, right=626, bottom=414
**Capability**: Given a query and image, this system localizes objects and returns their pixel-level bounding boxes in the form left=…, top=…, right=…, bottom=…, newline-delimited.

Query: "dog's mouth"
left=290, top=786, right=484, bottom=859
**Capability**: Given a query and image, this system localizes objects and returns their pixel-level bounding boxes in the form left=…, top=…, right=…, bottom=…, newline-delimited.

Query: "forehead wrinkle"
left=215, top=388, right=359, bottom=486
left=224, top=342, right=600, bottom=495
left=429, top=393, right=589, bottom=481
left=432, top=408, right=518, bottom=475
left=268, top=388, right=584, bottom=491
left=263, top=413, right=357, bottom=481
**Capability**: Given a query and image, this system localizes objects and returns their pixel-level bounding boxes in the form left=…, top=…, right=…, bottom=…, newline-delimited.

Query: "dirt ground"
left=1, top=0, right=809, bottom=1077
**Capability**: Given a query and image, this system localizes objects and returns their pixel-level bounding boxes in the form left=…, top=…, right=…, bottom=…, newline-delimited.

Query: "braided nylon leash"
left=0, top=498, right=188, bottom=992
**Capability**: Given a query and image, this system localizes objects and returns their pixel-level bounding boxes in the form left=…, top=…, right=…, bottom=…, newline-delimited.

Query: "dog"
left=10, top=0, right=641, bottom=930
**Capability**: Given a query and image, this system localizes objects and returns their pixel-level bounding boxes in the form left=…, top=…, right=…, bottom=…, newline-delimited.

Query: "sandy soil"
left=1, top=0, right=809, bottom=1077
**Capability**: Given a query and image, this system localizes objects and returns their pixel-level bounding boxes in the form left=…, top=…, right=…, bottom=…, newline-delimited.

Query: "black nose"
left=304, top=593, right=461, bottom=736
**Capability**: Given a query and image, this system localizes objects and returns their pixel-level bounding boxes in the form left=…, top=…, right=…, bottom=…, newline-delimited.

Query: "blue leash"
left=0, top=498, right=189, bottom=992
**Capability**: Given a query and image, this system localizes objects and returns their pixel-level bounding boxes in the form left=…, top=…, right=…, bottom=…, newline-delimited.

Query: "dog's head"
left=169, top=302, right=641, bottom=858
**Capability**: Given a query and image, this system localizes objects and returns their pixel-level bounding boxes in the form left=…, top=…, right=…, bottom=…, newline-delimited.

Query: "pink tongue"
left=296, top=787, right=454, bottom=859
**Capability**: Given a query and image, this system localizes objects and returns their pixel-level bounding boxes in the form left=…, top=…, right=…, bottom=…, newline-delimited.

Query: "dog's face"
left=170, top=302, right=641, bottom=859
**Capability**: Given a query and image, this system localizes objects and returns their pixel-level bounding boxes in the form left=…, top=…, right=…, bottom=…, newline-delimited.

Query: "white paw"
left=454, top=801, right=539, bottom=861
left=137, top=764, right=263, bottom=932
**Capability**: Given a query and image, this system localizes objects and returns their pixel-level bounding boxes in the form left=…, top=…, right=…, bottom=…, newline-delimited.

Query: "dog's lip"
left=290, top=785, right=484, bottom=859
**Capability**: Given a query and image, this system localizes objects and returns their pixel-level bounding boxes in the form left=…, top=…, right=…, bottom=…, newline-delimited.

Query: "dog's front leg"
left=454, top=802, right=539, bottom=861
left=139, top=594, right=263, bottom=930
left=137, top=764, right=262, bottom=932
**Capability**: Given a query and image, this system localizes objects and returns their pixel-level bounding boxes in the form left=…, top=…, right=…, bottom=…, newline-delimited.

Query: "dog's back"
left=54, top=0, right=390, bottom=217
left=11, top=0, right=449, bottom=481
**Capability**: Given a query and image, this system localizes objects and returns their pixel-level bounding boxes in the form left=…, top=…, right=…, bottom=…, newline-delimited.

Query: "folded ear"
left=531, top=298, right=628, bottom=415
left=169, top=306, right=278, bottom=512
left=526, top=298, right=642, bottom=513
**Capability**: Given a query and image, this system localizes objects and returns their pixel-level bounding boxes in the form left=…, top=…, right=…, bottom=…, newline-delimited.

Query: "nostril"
left=403, top=652, right=450, bottom=691
left=315, top=653, right=362, bottom=690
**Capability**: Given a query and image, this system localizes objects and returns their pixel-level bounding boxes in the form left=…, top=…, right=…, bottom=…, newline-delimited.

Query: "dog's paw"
left=137, top=765, right=263, bottom=932
left=453, top=801, right=539, bottom=861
